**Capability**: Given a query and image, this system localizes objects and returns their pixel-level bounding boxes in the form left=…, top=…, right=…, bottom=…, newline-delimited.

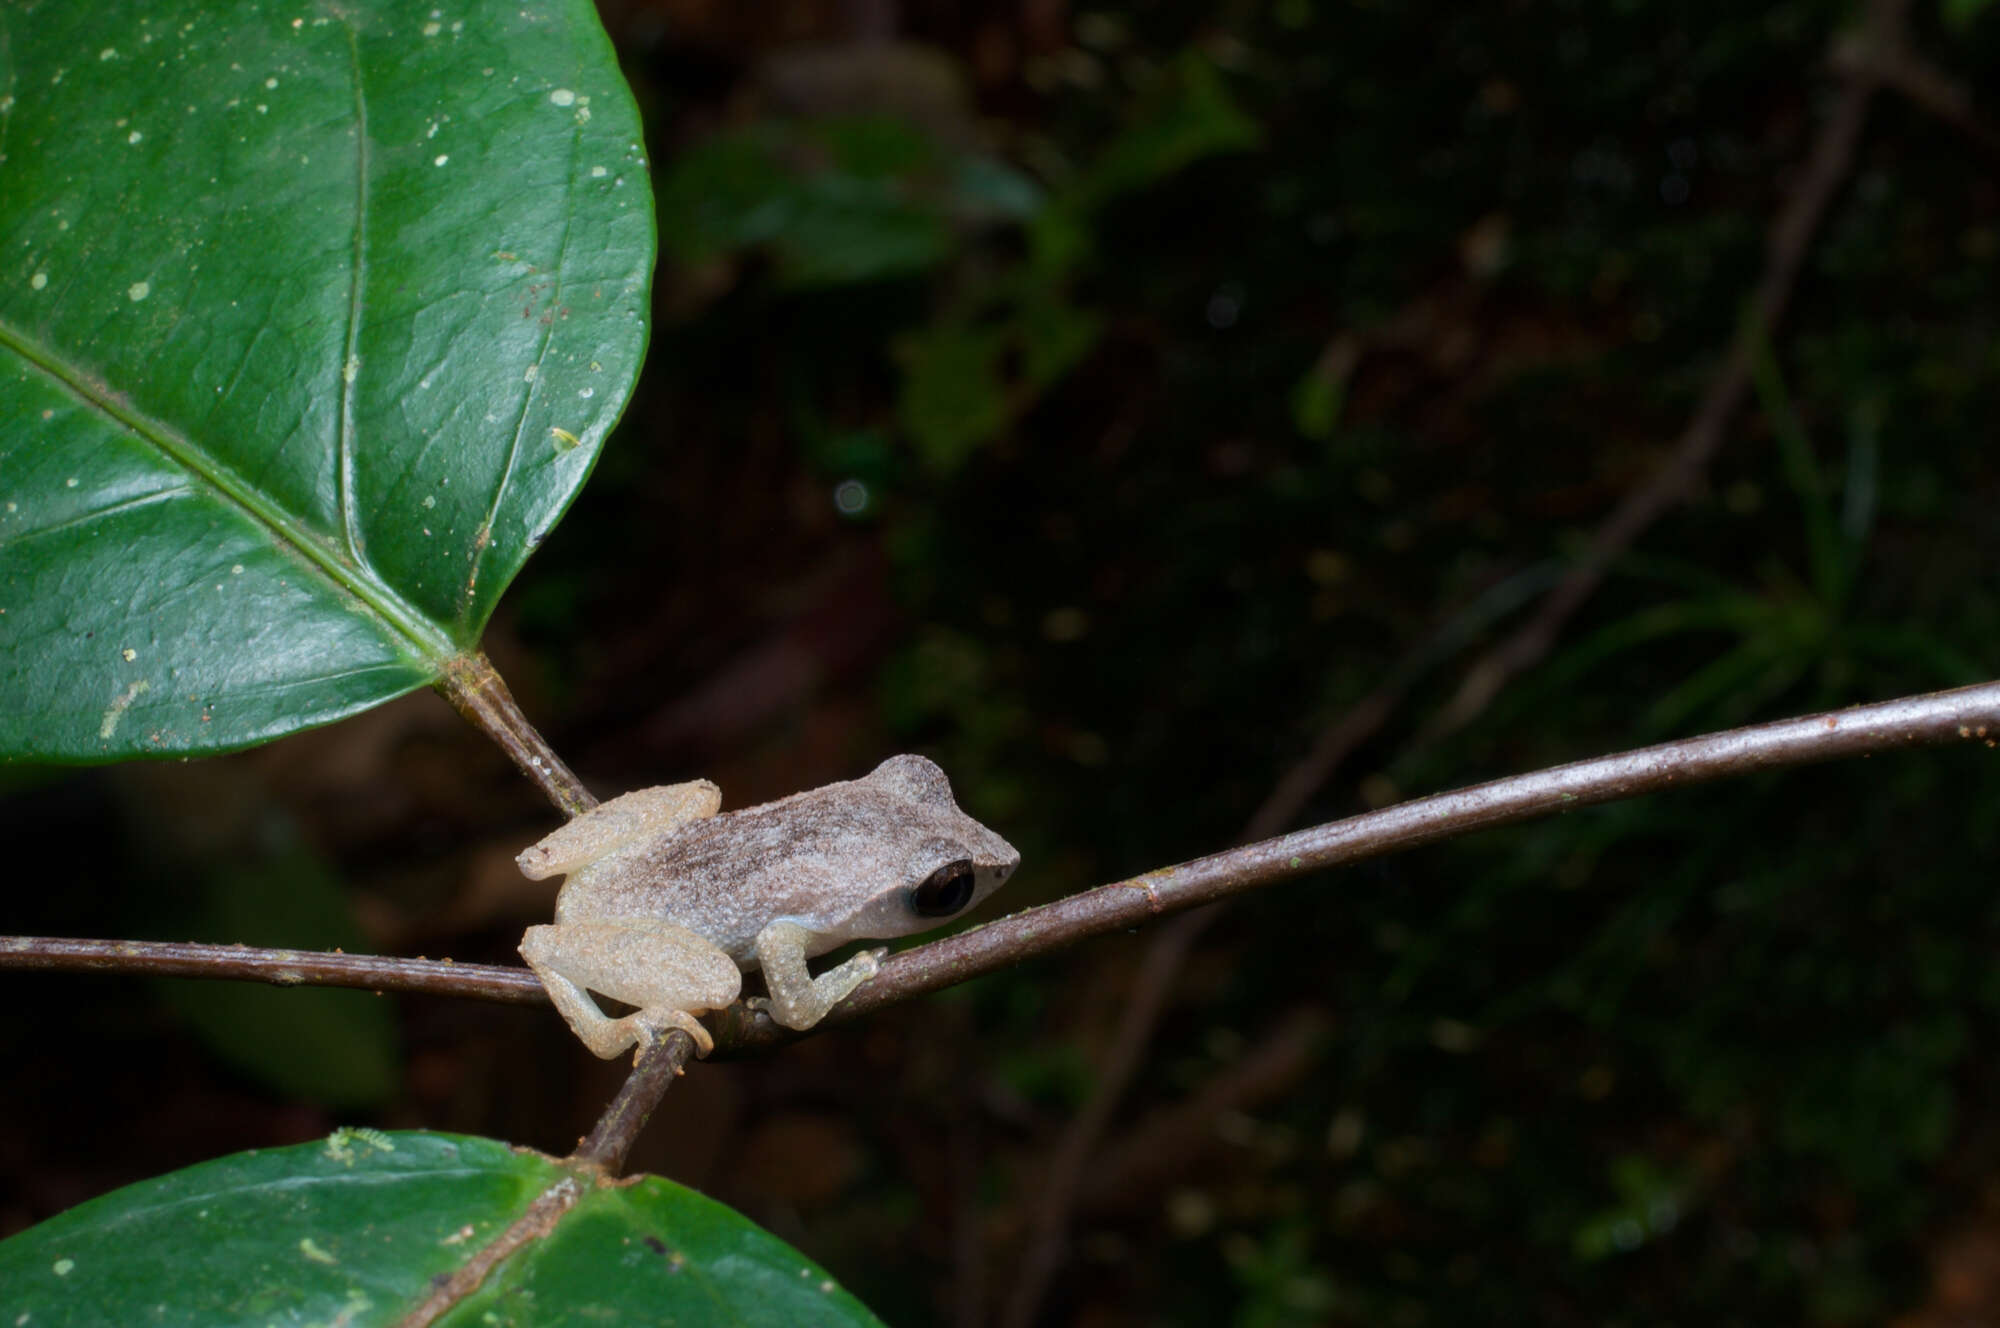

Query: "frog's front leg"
left=752, top=920, right=887, bottom=1031
left=520, top=919, right=741, bottom=1059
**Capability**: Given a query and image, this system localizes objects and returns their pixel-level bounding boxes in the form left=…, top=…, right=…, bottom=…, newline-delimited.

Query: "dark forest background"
left=9, top=1, right=2000, bottom=1323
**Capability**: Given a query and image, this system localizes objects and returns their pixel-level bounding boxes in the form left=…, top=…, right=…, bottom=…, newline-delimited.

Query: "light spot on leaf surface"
left=30, top=272, right=46, bottom=290
left=549, top=88, right=576, bottom=107
left=98, top=679, right=149, bottom=739
left=128, top=280, right=150, bottom=301
left=53, top=1257, right=75, bottom=1275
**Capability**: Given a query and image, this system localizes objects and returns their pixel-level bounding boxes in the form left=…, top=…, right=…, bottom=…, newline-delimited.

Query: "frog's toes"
left=629, top=1009, right=714, bottom=1058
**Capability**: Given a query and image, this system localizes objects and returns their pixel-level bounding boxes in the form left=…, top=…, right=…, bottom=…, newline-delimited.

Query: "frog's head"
left=842, top=754, right=1020, bottom=939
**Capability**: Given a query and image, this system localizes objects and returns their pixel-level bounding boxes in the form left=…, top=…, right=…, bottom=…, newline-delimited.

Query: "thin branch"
left=722, top=678, right=2000, bottom=1053
left=1831, top=22, right=2000, bottom=164
left=436, top=650, right=598, bottom=817
left=0, top=935, right=547, bottom=1003
left=10, top=681, right=2000, bottom=1057
left=570, top=1031, right=699, bottom=1174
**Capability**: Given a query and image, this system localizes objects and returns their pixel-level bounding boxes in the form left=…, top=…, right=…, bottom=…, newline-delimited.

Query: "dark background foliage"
left=7, top=0, right=2000, bottom=1323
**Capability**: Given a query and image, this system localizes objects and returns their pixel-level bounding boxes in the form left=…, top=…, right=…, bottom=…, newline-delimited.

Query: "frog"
left=517, top=754, right=1020, bottom=1059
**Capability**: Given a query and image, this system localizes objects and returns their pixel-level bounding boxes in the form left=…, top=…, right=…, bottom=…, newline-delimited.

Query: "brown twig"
left=722, top=678, right=2000, bottom=1052
left=0, top=935, right=548, bottom=1003
left=430, top=651, right=705, bottom=1173
left=569, top=1031, right=700, bottom=1174
left=12, top=684, right=2000, bottom=1055
left=436, top=650, right=598, bottom=817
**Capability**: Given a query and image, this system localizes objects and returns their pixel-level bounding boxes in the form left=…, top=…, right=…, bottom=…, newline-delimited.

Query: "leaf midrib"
left=0, top=314, right=454, bottom=662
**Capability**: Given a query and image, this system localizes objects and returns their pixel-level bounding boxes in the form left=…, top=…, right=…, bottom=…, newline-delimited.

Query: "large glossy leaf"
left=0, top=0, right=653, bottom=761
left=0, top=1130, right=884, bottom=1326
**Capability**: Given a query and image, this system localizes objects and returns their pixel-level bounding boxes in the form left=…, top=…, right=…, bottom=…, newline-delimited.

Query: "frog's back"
left=564, top=789, right=909, bottom=961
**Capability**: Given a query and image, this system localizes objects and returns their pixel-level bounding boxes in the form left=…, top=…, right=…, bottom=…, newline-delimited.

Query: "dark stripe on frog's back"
left=574, top=790, right=914, bottom=959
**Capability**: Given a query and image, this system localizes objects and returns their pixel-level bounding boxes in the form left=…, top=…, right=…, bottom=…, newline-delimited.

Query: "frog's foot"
left=753, top=922, right=889, bottom=1031
left=626, top=1008, right=715, bottom=1059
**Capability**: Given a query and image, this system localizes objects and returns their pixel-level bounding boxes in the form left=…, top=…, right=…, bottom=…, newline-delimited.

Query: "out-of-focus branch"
left=1421, top=0, right=1909, bottom=747
left=1831, top=20, right=2000, bottom=164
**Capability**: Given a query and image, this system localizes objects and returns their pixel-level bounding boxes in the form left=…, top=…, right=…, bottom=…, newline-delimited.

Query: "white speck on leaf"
left=53, top=1257, right=75, bottom=1275
left=434, top=154, right=448, bottom=166
left=578, top=386, right=593, bottom=398
left=343, top=355, right=360, bottom=383
left=30, top=272, right=46, bottom=290
left=64, top=477, right=78, bottom=488
left=422, top=20, right=441, bottom=35
left=590, top=165, right=606, bottom=178
left=99, top=48, right=117, bottom=60
left=421, top=495, right=435, bottom=509
left=549, top=88, right=576, bottom=107
left=98, top=680, right=149, bottom=739
left=231, top=564, right=244, bottom=574
left=523, top=364, right=537, bottom=382
left=128, top=130, right=143, bottom=144
left=265, top=76, right=278, bottom=89
left=121, top=648, right=136, bottom=662
left=128, top=281, right=149, bottom=301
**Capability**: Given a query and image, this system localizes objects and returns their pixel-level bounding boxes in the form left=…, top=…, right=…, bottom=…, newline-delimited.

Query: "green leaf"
left=0, top=1131, right=884, bottom=1326
left=0, top=0, right=653, bottom=762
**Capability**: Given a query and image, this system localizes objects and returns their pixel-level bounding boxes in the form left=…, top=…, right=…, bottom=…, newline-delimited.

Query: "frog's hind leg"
left=520, top=919, right=741, bottom=1059
left=516, top=781, right=722, bottom=880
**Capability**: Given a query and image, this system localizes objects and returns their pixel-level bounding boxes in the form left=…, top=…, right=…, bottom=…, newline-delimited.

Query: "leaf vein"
left=0, top=485, right=195, bottom=551
left=335, top=17, right=371, bottom=565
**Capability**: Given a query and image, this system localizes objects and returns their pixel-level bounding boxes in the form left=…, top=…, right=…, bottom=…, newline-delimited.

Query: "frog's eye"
left=911, top=859, right=976, bottom=917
